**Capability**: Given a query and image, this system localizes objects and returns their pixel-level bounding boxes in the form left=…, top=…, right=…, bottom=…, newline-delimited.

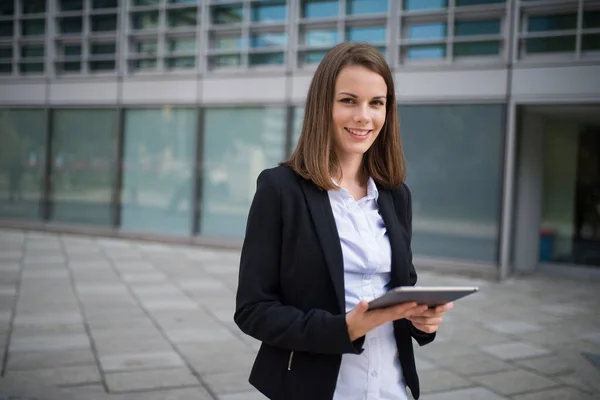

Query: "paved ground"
left=0, top=228, right=598, bottom=400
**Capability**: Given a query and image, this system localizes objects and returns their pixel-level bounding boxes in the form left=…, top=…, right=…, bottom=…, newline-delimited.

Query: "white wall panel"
left=202, top=76, right=286, bottom=104
left=122, top=78, right=198, bottom=104
left=49, top=81, right=118, bottom=103
left=0, top=83, right=46, bottom=104
left=512, top=65, right=600, bottom=100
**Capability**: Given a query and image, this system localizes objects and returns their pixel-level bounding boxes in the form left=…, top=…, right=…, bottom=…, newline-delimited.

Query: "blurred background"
left=0, top=0, right=599, bottom=278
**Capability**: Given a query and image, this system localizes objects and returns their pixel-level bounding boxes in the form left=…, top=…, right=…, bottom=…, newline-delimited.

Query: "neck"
left=336, top=153, right=366, bottom=187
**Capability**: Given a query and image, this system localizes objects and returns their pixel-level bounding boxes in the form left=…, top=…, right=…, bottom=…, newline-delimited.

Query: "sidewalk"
left=0, top=228, right=598, bottom=400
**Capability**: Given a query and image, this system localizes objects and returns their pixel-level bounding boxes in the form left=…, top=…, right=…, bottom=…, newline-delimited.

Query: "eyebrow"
left=337, top=92, right=386, bottom=100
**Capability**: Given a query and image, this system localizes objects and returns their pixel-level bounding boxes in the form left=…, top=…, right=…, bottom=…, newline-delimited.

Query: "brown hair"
left=282, top=42, right=406, bottom=190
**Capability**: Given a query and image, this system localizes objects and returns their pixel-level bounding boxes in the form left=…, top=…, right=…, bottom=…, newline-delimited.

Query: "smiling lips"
left=345, top=127, right=372, bottom=140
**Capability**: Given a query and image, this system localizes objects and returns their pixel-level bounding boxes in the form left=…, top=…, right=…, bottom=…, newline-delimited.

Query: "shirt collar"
left=330, top=176, right=379, bottom=202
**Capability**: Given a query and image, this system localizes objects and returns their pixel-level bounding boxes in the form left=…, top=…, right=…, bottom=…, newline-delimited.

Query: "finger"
left=408, top=316, right=443, bottom=326
left=353, top=300, right=370, bottom=315
left=435, top=302, right=454, bottom=314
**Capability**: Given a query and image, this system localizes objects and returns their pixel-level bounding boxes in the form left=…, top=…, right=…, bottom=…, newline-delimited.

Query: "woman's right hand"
left=346, top=301, right=428, bottom=341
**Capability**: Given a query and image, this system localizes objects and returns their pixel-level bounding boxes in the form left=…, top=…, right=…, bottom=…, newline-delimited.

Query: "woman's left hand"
left=406, top=302, right=454, bottom=334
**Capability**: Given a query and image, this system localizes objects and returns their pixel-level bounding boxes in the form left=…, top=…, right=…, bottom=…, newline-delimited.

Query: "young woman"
left=234, top=42, right=453, bottom=400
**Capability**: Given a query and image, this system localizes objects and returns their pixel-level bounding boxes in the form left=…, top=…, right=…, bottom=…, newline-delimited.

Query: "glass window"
left=302, top=0, right=338, bottom=19
left=165, top=56, right=195, bottom=69
left=132, top=11, right=159, bottom=30
left=22, top=20, right=46, bottom=36
left=50, top=109, right=118, bottom=226
left=346, top=26, right=386, bottom=42
left=455, top=19, right=501, bottom=36
left=59, top=17, right=83, bottom=34
left=92, top=0, right=118, bottom=8
left=168, top=37, right=196, bottom=53
left=57, top=61, right=81, bottom=73
left=582, top=34, right=600, bottom=51
left=130, top=58, right=157, bottom=71
left=133, top=0, right=159, bottom=5
left=0, top=2, right=14, bottom=16
left=168, top=0, right=198, bottom=3
left=583, top=11, right=600, bottom=29
left=210, top=54, right=242, bottom=68
left=0, top=47, right=11, bottom=59
left=304, top=28, right=338, bottom=46
left=132, top=38, right=157, bottom=54
left=121, top=108, right=196, bottom=235
left=347, top=0, right=387, bottom=15
left=167, top=8, right=197, bottom=28
left=200, top=107, right=286, bottom=237
left=302, top=49, right=329, bottom=64
left=212, top=4, right=244, bottom=24
left=212, top=34, right=243, bottom=50
left=0, top=110, right=46, bottom=220
left=0, top=64, right=12, bottom=74
left=91, top=15, right=117, bottom=32
left=525, top=36, right=576, bottom=54
left=398, top=104, right=505, bottom=262
left=23, top=0, right=46, bottom=14
left=403, top=0, right=446, bottom=11
left=91, top=43, right=116, bottom=55
left=408, top=22, right=446, bottom=39
left=406, top=44, right=446, bottom=59
left=19, top=63, right=44, bottom=74
left=249, top=52, right=284, bottom=65
left=63, top=44, right=82, bottom=57
left=21, top=45, right=44, bottom=58
left=250, top=32, right=287, bottom=48
left=60, top=0, right=83, bottom=11
left=456, top=0, right=504, bottom=5
left=89, top=60, right=116, bottom=70
left=528, top=14, right=577, bottom=32
left=252, top=1, right=287, bottom=23
left=454, top=40, right=500, bottom=57
left=0, top=22, right=13, bottom=37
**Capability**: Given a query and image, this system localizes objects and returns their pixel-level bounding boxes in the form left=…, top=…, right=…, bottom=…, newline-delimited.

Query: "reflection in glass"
left=89, top=60, right=116, bottom=71
left=455, top=20, right=500, bottom=36
left=50, top=109, right=117, bottom=226
left=454, top=41, right=500, bottom=57
left=399, top=104, right=505, bottom=261
left=406, top=44, right=446, bottom=59
left=404, top=0, right=446, bottom=11
left=583, top=11, right=600, bottom=29
left=91, top=43, right=116, bottom=55
left=346, top=26, right=386, bottom=42
left=0, top=47, right=11, bottom=59
left=0, top=64, right=12, bottom=74
left=305, top=29, right=337, bottom=46
left=132, top=11, right=159, bottom=30
left=130, top=59, right=157, bottom=71
left=19, top=63, right=44, bottom=74
left=250, top=33, right=287, bottom=48
left=582, top=34, right=600, bottom=51
left=528, top=14, right=577, bottom=32
left=21, top=45, right=44, bottom=58
left=347, top=0, right=387, bottom=15
left=59, top=17, right=83, bottom=34
left=302, top=50, right=329, bottom=64
left=60, top=0, right=83, bottom=11
left=212, top=4, right=244, bottom=24
left=133, top=0, right=159, bottom=5
left=63, top=45, right=82, bottom=57
left=91, top=15, right=118, bottom=32
left=0, top=2, right=14, bottom=15
left=201, top=107, right=286, bottom=237
left=210, top=54, right=242, bottom=68
left=525, top=36, right=576, bottom=54
left=168, top=38, right=196, bottom=53
left=0, top=110, right=46, bottom=220
left=302, top=0, right=338, bottom=19
left=213, top=35, right=242, bottom=50
left=249, top=52, right=284, bottom=65
left=22, top=20, right=46, bottom=36
left=132, top=39, right=158, bottom=55
left=121, top=108, right=196, bottom=235
left=23, top=0, right=46, bottom=14
left=0, top=22, right=13, bottom=37
left=167, top=8, right=197, bottom=28
left=408, top=22, right=446, bottom=40
left=252, top=1, right=287, bottom=22
left=58, top=62, right=81, bottom=73
left=165, top=56, right=195, bottom=69
left=92, top=0, right=118, bottom=8
left=456, top=0, right=504, bottom=5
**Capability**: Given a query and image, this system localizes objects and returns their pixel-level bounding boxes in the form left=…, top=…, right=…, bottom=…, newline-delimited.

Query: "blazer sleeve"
left=402, top=183, right=436, bottom=346
left=234, top=169, right=363, bottom=355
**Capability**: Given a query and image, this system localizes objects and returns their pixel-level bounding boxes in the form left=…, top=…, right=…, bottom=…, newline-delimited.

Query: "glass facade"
left=50, top=109, right=118, bottom=226
left=399, top=105, right=505, bottom=262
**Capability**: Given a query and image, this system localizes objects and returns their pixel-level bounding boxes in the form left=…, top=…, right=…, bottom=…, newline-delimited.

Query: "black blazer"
left=234, top=165, right=435, bottom=400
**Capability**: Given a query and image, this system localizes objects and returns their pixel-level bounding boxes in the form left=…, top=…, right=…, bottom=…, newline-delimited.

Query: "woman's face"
left=331, top=65, right=387, bottom=162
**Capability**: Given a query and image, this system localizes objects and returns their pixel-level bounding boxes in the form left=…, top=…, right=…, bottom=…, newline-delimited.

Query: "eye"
left=340, top=98, right=355, bottom=104
left=371, top=99, right=385, bottom=106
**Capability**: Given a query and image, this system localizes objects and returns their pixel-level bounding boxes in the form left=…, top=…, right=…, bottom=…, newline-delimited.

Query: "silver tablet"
left=368, top=286, right=479, bottom=310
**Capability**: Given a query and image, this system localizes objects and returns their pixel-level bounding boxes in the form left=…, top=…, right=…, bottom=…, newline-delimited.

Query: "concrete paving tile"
left=418, top=369, right=473, bottom=394
left=484, top=320, right=543, bottom=334
left=513, top=355, right=577, bottom=376
left=95, top=339, right=175, bottom=356
left=163, top=327, right=238, bottom=345
left=420, top=387, right=509, bottom=400
left=0, top=271, right=21, bottom=284
left=480, top=342, right=552, bottom=361
left=10, top=334, right=91, bottom=352
left=7, top=348, right=97, bottom=370
left=23, top=255, right=66, bottom=264
left=176, top=340, right=252, bottom=358
left=469, top=369, right=559, bottom=396
left=0, top=286, right=17, bottom=296
left=176, top=279, right=228, bottom=291
left=5, top=365, right=101, bottom=386
left=131, top=284, right=184, bottom=295
left=14, top=312, right=83, bottom=326
left=68, top=260, right=112, bottom=270
left=122, top=272, right=168, bottom=283
left=21, top=269, right=70, bottom=279
left=202, top=371, right=255, bottom=395
left=113, top=261, right=156, bottom=272
left=430, top=353, right=513, bottom=376
left=75, top=283, right=130, bottom=295
left=187, top=351, right=256, bottom=375
left=217, top=391, right=267, bottom=400
left=108, top=387, right=213, bottom=400
left=539, top=303, right=588, bottom=316
left=0, top=264, right=20, bottom=272
left=417, top=341, right=481, bottom=360
left=511, top=387, right=596, bottom=400
left=0, top=311, right=12, bottom=323
left=556, top=372, right=600, bottom=395
left=99, top=351, right=186, bottom=372
left=12, top=323, right=87, bottom=338
left=0, top=251, right=22, bottom=261
left=105, top=367, right=199, bottom=392
left=141, top=300, right=200, bottom=311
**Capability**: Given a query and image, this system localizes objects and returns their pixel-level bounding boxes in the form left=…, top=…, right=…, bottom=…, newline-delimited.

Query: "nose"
left=353, top=103, right=371, bottom=124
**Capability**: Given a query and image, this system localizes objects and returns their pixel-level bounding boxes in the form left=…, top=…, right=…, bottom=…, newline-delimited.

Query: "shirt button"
left=371, top=371, right=378, bottom=378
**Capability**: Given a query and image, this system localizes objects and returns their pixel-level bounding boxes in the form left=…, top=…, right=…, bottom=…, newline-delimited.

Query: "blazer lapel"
left=377, top=188, right=409, bottom=287
left=300, top=179, right=346, bottom=313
